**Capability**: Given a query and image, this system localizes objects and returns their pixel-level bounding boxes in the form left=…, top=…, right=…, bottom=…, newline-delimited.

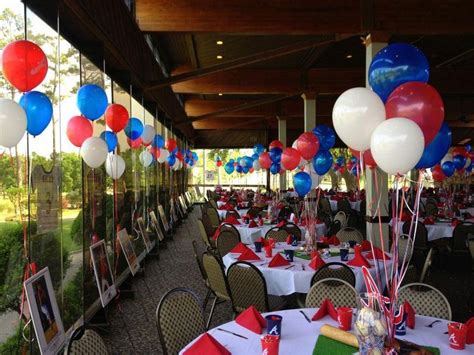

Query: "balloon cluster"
left=333, top=43, right=449, bottom=176
left=432, top=146, right=473, bottom=182
left=215, top=156, right=223, bottom=167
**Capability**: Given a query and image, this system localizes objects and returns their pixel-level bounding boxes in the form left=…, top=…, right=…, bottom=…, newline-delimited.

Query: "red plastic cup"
left=337, top=307, right=353, bottom=331
left=261, top=334, right=280, bottom=355
left=264, top=246, right=273, bottom=258
left=448, top=322, right=467, bottom=350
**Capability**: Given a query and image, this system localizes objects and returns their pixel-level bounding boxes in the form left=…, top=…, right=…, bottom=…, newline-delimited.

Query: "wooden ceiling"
left=135, top=0, right=474, bottom=147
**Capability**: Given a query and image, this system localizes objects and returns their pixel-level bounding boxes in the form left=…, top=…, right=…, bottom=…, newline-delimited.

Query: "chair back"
left=201, top=213, right=217, bottom=237
left=283, top=223, right=302, bottom=241
left=227, top=261, right=269, bottom=313
left=202, top=252, right=231, bottom=300
left=419, top=247, right=434, bottom=283
left=310, top=262, right=356, bottom=287
left=402, top=221, right=428, bottom=251
left=156, top=288, right=205, bottom=355
left=226, top=210, right=241, bottom=219
left=398, top=283, right=452, bottom=320
left=278, top=205, right=293, bottom=220
left=336, top=227, right=363, bottom=243
left=397, top=234, right=414, bottom=265
left=197, top=219, right=212, bottom=249
left=319, top=198, right=332, bottom=215
left=306, top=278, right=357, bottom=308
left=65, top=327, right=108, bottom=355
left=326, top=220, right=342, bottom=237
left=209, top=199, right=218, bottom=209
left=451, top=222, right=474, bottom=253
left=192, top=240, right=208, bottom=284
left=220, top=223, right=240, bottom=238
left=216, top=230, right=240, bottom=257
left=337, top=199, right=352, bottom=215
left=265, top=227, right=288, bottom=242
left=401, top=265, right=418, bottom=286
left=206, top=207, right=221, bottom=227
left=334, top=211, right=347, bottom=228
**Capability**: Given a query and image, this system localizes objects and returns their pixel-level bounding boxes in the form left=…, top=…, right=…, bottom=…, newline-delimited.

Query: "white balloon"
left=141, top=124, right=155, bottom=144
left=252, top=160, right=261, bottom=171
left=332, top=87, right=386, bottom=151
left=441, top=153, right=453, bottom=165
left=370, top=118, right=425, bottom=175
left=80, top=137, right=108, bottom=168
left=464, top=158, right=471, bottom=169
left=291, top=140, right=298, bottom=149
left=0, top=98, right=26, bottom=148
left=105, top=154, right=125, bottom=179
left=158, top=148, right=169, bottom=163
left=139, top=150, right=153, bottom=167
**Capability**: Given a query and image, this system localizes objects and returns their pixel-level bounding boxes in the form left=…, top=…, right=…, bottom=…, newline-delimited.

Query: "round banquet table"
left=222, top=242, right=393, bottom=295
left=389, top=219, right=455, bottom=242
left=180, top=308, right=472, bottom=354
left=234, top=223, right=327, bottom=245
left=329, top=199, right=361, bottom=212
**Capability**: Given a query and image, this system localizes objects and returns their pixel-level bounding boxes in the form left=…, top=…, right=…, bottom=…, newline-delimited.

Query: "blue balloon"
left=253, top=143, right=265, bottom=155
left=236, top=165, right=243, bottom=173
left=312, top=125, right=336, bottom=150
left=453, top=154, right=467, bottom=170
left=76, top=84, right=108, bottom=120
left=237, top=157, right=242, bottom=165
left=252, top=153, right=259, bottom=161
left=229, top=159, right=234, bottom=164
left=19, top=91, right=53, bottom=137
left=350, top=164, right=358, bottom=176
left=312, top=150, right=333, bottom=175
left=124, top=117, right=144, bottom=140
left=441, top=161, right=455, bottom=177
left=269, top=147, right=282, bottom=163
left=242, top=166, right=249, bottom=174
left=192, top=152, right=198, bottom=161
left=270, top=163, right=281, bottom=175
left=466, top=163, right=473, bottom=173
left=167, top=154, right=176, bottom=166
left=336, top=156, right=345, bottom=167
left=152, top=134, right=165, bottom=148
left=466, top=144, right=472, bottom=152
left=293, top=172, right=312, bottom=196
left=244, top=156, right=254, bottom=167
left=100, top=131, right=118, bottom=152
left=224, top=162, right=234, bottom=174
left=350, top=156, right=358, bottom=164
left=415, top=122, right=452, bottom=169
left=368, top=43, right=430, bottom=102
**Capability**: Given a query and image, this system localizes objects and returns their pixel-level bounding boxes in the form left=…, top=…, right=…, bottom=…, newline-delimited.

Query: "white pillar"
left=278, top=117, right=287, bottom=190
left=365, top=33, right=390, bottom=250
left=301, top=93, right=316, bottom=132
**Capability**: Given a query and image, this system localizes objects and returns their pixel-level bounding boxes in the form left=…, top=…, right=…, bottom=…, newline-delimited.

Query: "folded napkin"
left=230, top=242, right=249, bottom=254
left=366, top=246, right=391, bottom=260
left=286, top=235, right=293, bottom=244
left=451, top=218, right=461, bottom=227
left=309, top=252, right=326, bottom=270
left=268, top=253, right=290, bottom=267
left=235, top=306, right=266, bottom=334
left=257, top=237, right=269, bottom=246
left=403, top=301, right=415, bottom=329
left=323, top=235, right=340, bottom=246
left=267, top=238, right=276, bottom=248
left=248, top=220, right=258, bottom=228
left=212, top=226, right=222, bottom=241
left=465, top=317, right=474, bottom=344
left=276, top=220, right=287, bottom=228
left=223, top=216, right=240, bottom=225
left=347, top=245, right=371, bottom=268
left=183, top=333, right=230, bottom=355
left=238, top=248, right=261, bottom=261
left=361, top=240, right=372, bottom=252
left=423, top=217, right=435, bottom=225
left=312, top=298, right=337, bottom=321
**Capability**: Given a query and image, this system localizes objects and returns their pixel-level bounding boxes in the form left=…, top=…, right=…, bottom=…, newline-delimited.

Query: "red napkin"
left=235, top=306, right=266, bottom=334
left=218, top=205, right=227, bottom=210
left=268, top=238, right=276, bottom=248
left=223, top=216, right=240, bottom=225
left=248, top=220, right=258, bottom=228
left=347, top=245, right=371, bottom=268
left=286, top=235, right=293, bottom=244
left=294, top=217, right=299, bottom=225
left=183, top=333, right=230, bottom=355
left=267, top=253, right=290, bottom=267
left=327, top=235, right=340, bottom=246
left=230, top=242, right=249, bottom=254
left=401, top=213, right=411, bottom=222
left=276, top=221, right=287, bottom=228
left=465, top=317, right=474, bottom=344
left=451, top=218, right=461, bottom=227
left=238, top=248, right=261, bottom=261
left=311, top=298, right=337, bottom=321
left=423, top=217, right=434, bottom=225
left=257, top=237, right=268, bottom=247
left=212, top=226, right=222, bottom=241
left=366, top=246, right=391, bottom=260
left=309, top=252, right=326, bottom=270
left=361, top=240, right=372, bottom=251
left=403, top=301, right=415, bottom=329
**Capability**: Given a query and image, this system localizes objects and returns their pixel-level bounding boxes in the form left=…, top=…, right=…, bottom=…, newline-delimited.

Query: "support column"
left=301, top=93, right=316, bottom=131
left=278, top=117, right=287, bottom=190
left=365, top=32, right=390, bottom=250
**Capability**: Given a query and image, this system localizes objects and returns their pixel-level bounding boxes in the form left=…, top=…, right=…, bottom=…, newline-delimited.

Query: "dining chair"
left=216, top=230, right=240, bottom=258
left=336, top=227, right=364, bottom=243
left=337, top=199, right=353, bottom=216
left=334, top=211, right=347, bottom=228
left=265, top=227, right=289, bottom=242
left=400, top=264, right=418, bottom=286
left=283, top=223, right=302, bottom=240
left=326, top=219, right=342, bottom=237
left=310, top=262, right=356, bottom=287
left=226, top=261, right=285, bottom=314
left=424, top=202, right=438, bottom=217
left=450, top=222, right=474, bottom=269
left=192, top=240, right=211, bottom=309
left=419, top=247, right=434, bottom=283
left=278, top=205, right=294, bottom=220
left=219, top=223, right=241, bottom=238
left=397, top=234, right=414, bottom=265
left=65, top=326, right=108, bottom=355
left=319, top=198, right=332, bottom=216
left=398, top=283, right=452, bottom=320
left=402, top=220, right=429, bottom=270
left=197, top=219, right=214, bottom=251
left=206, top=207, right=221, bottom=227
left=225, top=210, right=241, bottom=219
left=305, top=278, right=358, bottom=308
left=156, top=288, right=206, bottom=355
left=209, top=199, right=219, bottom=209
left=202, top=252, right=232, bottom=328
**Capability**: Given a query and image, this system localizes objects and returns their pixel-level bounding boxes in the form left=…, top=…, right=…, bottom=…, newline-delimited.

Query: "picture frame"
left=24, top=267, right=65, bottom=355
left=150, top=210, right=165, bottom=241
left=156, top=205, right=170, bottom=232
left=136, top=217, right=155, bottom=253
left=90, top=240, right=117, bottom=307
left=117, top=228, right=140, bottom=275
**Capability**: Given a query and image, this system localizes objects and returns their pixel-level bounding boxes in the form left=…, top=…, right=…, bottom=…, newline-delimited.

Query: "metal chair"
left=334, top=211, right=347, bottom=228
left=326, top=219, right=342, bottom=237
left=305, top=278, right=358, bottom=308
left=192, top=240, right=212, bottom=310
left=265, top=227, right=288, bottom=242
left=65, top=326, right=108, bottom=355
left=398, top=283, right=452, bottom=320
left=201, top=213, right=217, bottom=237
left=397, top=234, right=414, bottom=265
left=450, top=222, right=474, bottom=269
left=216, top=230, right=240, bottom=258
left=156, top=288, right=206, bottom=355
left=419, top=247, right=434, bottom=283
left=400, top=264, right=418, bottom=286
left=283, top=223, right=302, bottom=241
left=336, top=227, right=363, bottom=243
left=219, top=223, right=240, bottom=238
left=206, top=207, right=221, bottom=227
left=319, top=198, right=332, bottom=215
left=337, top=198, right=353, bottom=216
left=225, top=210, right=241, bottom=219
left=197, top=219, right=214, bottom=250
left=209, top=199, right=218, bottom=209
left=310, top=262, right=356, bottom=287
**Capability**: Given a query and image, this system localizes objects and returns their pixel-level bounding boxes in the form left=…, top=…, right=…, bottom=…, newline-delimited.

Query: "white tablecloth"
left=234, top=224, right=326, bottom=245
left=180, top=308, right=471, bottom=354
left=329, top=199, right=361, bottom=212
left=217, top=208, right=249, bottom=220
left=222, top=242, right=393, bottom=295
left=460, top=207, right=474, bottom=216
left=390, top=219, right=454, bottom=241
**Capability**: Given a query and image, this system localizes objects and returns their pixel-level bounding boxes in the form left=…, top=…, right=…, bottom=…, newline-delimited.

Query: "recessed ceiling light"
left=346, top=54, right=353, bottom=59
left=218, top=93, right=223, bottom=96
left=216, top=55, right=223, bottom=59
left=216, top=40, right=223, bottom=45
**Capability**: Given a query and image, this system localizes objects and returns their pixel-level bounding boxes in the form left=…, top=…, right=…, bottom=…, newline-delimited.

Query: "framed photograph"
left=24, top=267, right=65, bottom=355
left=90, top=240, right=117, bottom=307
left=150, top=210, right=165, bottom=241
left=117, top=228, right=140, bottom=275
left=156, top=205, right=170, bottom=232
left=136, top=217, right=155, bottom=253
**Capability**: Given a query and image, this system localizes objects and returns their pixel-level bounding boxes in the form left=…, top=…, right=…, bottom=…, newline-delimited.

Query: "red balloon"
left=166, top=138, right=177, bottom=152
left=249, top=167, right=255, bottom=173
left=350, top=148, right=377, bottom=167
left=105, top=104, right=129, bottom=132
left=338, top=167, right=345, bottom=174
left=259, top=152, right=272, bottom=169
left=176, top=151, right=183, bottom=161
left=127, top=137, right=142, bottom=149
left=1, top=40, right=48, bottom=92
left=149, top=146, right=160, bottom=159
left=216, top=160, right=223, bottom=167
left=452, top=146, right=468, bottom=158
left=66, top=116, right=93, bottom=147
left=281, top=147, right=301, bottom=171
left=386, top=82, right=444, bottom=146
left=432, top=165, right=445, bottom=182
left=296, top=132, right=320, bottom=160
left=279, top=168, right=286, bottom=175
left=269, top=140, right=283, bottom=150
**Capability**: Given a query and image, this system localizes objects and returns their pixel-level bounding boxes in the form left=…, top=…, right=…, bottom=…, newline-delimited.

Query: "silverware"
left=216, top=328, right=248, bottom=339
left=285, top=264, right=295, bottom=269
left=425, top=320, right=441, bottom=328
left=299, top=310, right=311, bottom=323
